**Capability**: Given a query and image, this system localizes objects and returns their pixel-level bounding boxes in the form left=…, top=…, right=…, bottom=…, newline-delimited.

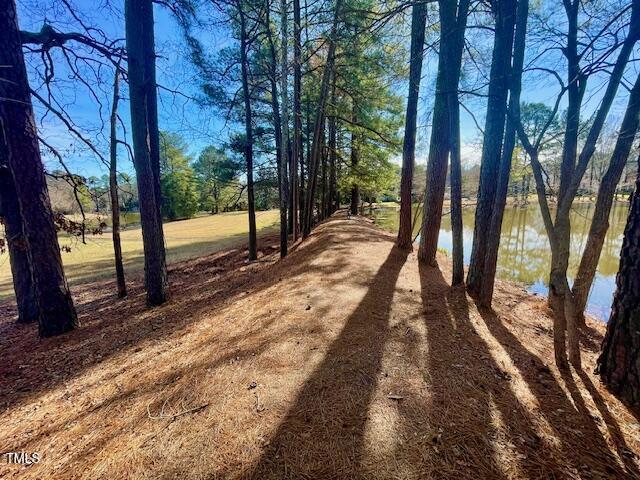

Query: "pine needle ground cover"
left=1, top=214, right=638, bottom=479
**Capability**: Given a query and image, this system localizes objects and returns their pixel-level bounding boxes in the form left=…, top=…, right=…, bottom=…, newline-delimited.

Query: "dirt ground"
left=1, top=213, right=639, bottom=479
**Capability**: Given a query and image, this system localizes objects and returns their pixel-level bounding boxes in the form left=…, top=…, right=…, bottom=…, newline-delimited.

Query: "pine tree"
left=597, top=157, right=640, bottom=406
left=159, top=132, right=200, bottom=220
left=0, top=0, right=78, bottom=336
left=125, top=0, right=168, bottom=305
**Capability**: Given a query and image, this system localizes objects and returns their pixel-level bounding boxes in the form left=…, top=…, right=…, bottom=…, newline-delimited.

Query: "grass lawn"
left=0, top=209, right=279, bottom=300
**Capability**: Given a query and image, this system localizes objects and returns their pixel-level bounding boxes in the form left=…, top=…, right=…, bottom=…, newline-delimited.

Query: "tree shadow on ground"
left=244, top=246, right=410, bottom=479
left=477, top=304, right=638, bottom=478
left=393, top=264, right=548, bottom=479
left=242, top=251, right=639, bottom=479
left=2, top=215, right=637, bottom=478
left=0, top=218, right=390, bottom=415
left=2, top=215, right=404, bottom=479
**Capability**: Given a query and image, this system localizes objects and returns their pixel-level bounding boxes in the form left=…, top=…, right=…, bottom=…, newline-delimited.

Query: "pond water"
left=373, top=201, right=629, bottom=321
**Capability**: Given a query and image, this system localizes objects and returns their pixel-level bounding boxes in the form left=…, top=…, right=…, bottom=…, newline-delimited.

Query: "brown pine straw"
left=0, top=213, right=638, bottom=479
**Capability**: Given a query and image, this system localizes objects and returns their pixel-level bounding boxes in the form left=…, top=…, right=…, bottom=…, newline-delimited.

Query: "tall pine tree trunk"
left=264, top=4, right=286, bottom=257
left=239, top=3, right=257, bottom=259
left=446, top=0, right=470, bottom=285
left=597, top=157, right=640, bottom=406
left=303, top=0, right=342, bottom=236
left=449, top=97, right=464, bottom=284
left=279, top=0, right=290, bottom=257
left=417, top=32, right=448, bottom=264
left=299, top=139, right=305, bottom=233
left=479, top=0, right=528, bottom=306
left=328, top=143, right=337, bottom=216
left=125, top=0, right=168, bottom=305
left=293, top=0, right=303, bottom=239
left=0, top=158, right=38, bottom=323
left=288, top=141, right=295, bottom=234
left=321, top=126, right=328, bottom=220
left=0, top=0, right=77, bottom=336
left=544, top=0, right=581, bottom=369
left=141, top=0, right=164, bottom=231
left=328, top=71, right=337, bottom=217
left=109, top=66, right=127, bottom=298
left=466, top=0, right=517, bottom=295
left=349, top=104, right=360, bottom=216
left=418, top=0, right=464, bottom=265
left=397, top=0, right=427, bottom=250
left=349, top=32, right=361, bottom=218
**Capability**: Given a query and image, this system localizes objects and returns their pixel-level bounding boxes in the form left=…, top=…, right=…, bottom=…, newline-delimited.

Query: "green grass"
left=0, top=210, right=279, bottom=300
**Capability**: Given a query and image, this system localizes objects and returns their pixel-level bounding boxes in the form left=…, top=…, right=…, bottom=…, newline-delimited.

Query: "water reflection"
left=373, top=202, right=628, bottom=321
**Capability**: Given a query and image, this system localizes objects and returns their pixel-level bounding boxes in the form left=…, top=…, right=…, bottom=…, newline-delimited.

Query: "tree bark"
left=301, top=0, right=312, bottom=232
left=0, top=0, right=78, bottom=336
left=263, top=3, right=287, bottom=257
left=238, top=2, right=258, bottom=259
left=328, top=71, right=338, bottom=217
left=572, top=73, right=640, bottom=321
left=418, top=0, right=465, bottom=265
left=293, top=0, right=303, bottom=239
left=515, top=127, right=569, bottom=367
left=418, top=16, right=449, bottom=264
left=397, top=0, right=427, bottom=250
left=299, top=135, right=305, bottom=233
left=446, top=0, right=470, bottom=285
left=548, top=0, right=639, bottom=368
left=321, top=126, right=328, bottom=220
left=125, top=0, right=168, bottom=305
left=0, top=159, right=38, bottom=323
left=141, top=0, right=164, bottom=230
left=109, top=66, right=127, bottom=298
left=288, top=140, right=295, bottom=234
left=279, top=0, right=290, bottom=257
left=514, top=104, right=568, bottom=367
left=466, top=0, right=517, bottom=295
left=556, top=0, right=582, bottom=210
left=479, top=0, right=528, bottom=306
left=597, top=157, right=640, bottom=406
left=349, top=103, right=360, bottom=216
left=302, top=0, right=342, bottom=236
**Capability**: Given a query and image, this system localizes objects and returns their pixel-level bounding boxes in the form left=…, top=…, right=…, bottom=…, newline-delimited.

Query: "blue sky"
left=16, top=0, right=637, bottom=180
left=18, top=0, right=231, bottom=179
